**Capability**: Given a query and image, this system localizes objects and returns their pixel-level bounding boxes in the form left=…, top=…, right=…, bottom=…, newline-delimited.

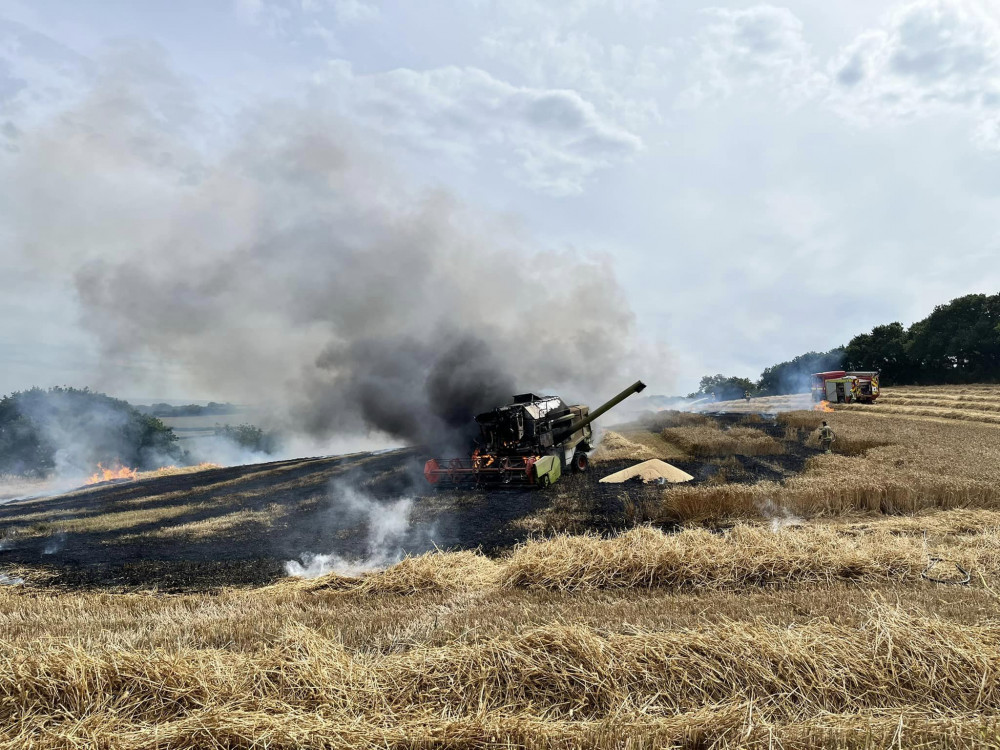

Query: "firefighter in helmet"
left=819, top=421, right=835, bottom=453
left=744, top=390, right=751, bottom=403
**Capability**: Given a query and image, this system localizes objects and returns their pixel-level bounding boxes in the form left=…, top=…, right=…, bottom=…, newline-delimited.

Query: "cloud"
left=468, top=0, right=659, bottom=27
left=312, top=61, right=643, bottom=195
left=299, top=0, right=380, bottom=22
left=303, top=21, right=340, bottom=52
left=973, top=113, right=1000, bottom=149
left=329, top=0, right=380, bottom=23
left=678, top=1, right=1000, bottom=153
left=1, top=45, right=663, bottom=445
left=0, top=18, right=92, bottom=129
left=829, top=0, right=1000, bottom=143
left=679, top=4, right=826, bottom=108
left=480, top=28, right=672, bottom=131
left=237, top=0, right=379, bottom=32
left=234, top=0, right=266, bottom=25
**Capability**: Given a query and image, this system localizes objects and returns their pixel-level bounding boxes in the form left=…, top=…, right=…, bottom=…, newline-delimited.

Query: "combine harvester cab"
left=424, top=380, right=646, bottom=488
left=811, top=371, right=880, bottom=404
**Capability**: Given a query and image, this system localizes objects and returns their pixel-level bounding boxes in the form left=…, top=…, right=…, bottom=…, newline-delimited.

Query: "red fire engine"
left=811, top=371, right=880, bottom=404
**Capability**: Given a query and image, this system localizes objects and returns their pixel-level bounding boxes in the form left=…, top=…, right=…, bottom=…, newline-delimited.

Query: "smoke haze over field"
left=5, top=3, right=1000, bottom=407
left=3, top=45, right=661, bottom=447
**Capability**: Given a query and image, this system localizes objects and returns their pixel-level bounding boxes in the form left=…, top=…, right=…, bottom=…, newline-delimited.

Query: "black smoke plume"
left=4, top=45, right=664, bottom=449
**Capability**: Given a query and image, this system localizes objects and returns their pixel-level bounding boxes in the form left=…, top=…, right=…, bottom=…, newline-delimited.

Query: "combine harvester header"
left=425, top=380, right=646, bottom=488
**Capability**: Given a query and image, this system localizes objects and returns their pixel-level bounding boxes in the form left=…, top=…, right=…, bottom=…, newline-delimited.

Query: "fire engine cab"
left=811, top=371, right=880, bottom=404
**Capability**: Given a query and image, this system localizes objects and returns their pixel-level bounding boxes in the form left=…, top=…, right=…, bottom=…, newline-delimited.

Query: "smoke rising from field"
left=758, top=499, right=804, bottom=532
left=285, top=480, right=434, bottom=577
left=3, top=45, right=664, bottom=447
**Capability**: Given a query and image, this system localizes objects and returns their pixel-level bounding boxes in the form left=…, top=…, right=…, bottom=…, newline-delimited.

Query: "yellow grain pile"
left=598, top=459, right=693, bottom=484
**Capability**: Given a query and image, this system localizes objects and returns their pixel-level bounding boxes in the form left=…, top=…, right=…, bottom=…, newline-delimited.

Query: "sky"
left=2, top=0, right=1000, bottom=407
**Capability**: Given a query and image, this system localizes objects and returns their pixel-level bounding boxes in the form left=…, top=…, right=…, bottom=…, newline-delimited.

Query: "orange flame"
left=86, top=463, right=139, bottom=484
left=814, top=400, right=835, bottom=413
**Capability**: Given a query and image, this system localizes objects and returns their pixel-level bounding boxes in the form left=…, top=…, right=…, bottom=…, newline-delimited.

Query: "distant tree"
left=688, top=292, right=1000, bottom=398
left=757, top=349, right=845, bottom=396
left=906, top=294, right=1000, bottom=383
left=215, top=423, right=275, bottom=454
left=689, top=374, right=758, bottom=401
left=136, top=402, right=238, bottom=417
left=844, top=322, right=913, bottom=386
left=0, top=387, right=180, bottom=477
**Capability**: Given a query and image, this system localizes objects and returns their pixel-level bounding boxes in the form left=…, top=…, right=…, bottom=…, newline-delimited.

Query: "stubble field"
left=3, top=385, right=1000, bottom=748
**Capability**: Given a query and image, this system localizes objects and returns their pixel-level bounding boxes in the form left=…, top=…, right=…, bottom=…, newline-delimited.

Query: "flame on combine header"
left=424, top=380, right=646, bottom=488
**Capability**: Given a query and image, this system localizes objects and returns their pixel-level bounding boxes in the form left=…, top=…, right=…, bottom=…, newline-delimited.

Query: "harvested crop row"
left=842, top=403, right=1000, bottom=425
left=4, top=705, right=995, bottom=749
left=2, top=605, right=998, bottom=748
left=497, top=523, right=999, bottom=590
left=589, top=430, right=658, bottom=462
left=881, top=394, right=1000, bottom=409
left=658, top=472, right=1000, bottom=521
left=269, top=520, right=1000, bottom=595
left=652, top=408, right=1000, bottom=523
left=882, top=383, right=1000, bottom=397
left=661, top=425, right=785, bottom=456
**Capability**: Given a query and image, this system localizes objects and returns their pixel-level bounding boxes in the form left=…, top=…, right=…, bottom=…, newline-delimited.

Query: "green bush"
left=0, top=387, right=180, bottom=477
left=215, top=423, right=275, bottom=454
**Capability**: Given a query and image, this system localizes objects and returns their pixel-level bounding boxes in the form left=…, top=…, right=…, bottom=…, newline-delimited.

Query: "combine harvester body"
left=424, top=380, right=646, bottom=488
left=811, top=370, right=880, bottom=404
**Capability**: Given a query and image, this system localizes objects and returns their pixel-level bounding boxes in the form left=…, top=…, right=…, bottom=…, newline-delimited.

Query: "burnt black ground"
left=0, top=450, right=663, bottom=590
left=0, top=419, right=821, bottom=591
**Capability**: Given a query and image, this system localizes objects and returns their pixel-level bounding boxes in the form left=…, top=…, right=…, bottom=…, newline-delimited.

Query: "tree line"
left=691, top=293, right=1000, bottom=401
left=0, top=387, right=276, bottom=478
left=0, top=387, right=181, bottom=478
left=135, top=402, right=239, bottom=418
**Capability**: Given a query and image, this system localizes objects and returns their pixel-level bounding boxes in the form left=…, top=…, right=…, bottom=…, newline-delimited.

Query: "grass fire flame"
left=86, top=463, right=139, bottom=484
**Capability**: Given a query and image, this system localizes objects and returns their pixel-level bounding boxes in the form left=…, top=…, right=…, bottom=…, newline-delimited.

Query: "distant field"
left=692, top=392, right=814, bottom=414
left=159, top=410, right=268, bottom=440
left=2, top=385, right=1000, bottom=747
left=158, top=415, right=223, bottom=432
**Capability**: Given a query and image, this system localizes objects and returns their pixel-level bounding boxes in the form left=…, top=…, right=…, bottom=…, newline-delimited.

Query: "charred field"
left=0, top=414, right=819, bottom=591
left=5, top=386, right=1000, bottom=747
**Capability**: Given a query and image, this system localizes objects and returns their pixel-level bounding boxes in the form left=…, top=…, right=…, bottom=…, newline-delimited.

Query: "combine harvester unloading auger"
left=424, top=380, right=646, bottom=489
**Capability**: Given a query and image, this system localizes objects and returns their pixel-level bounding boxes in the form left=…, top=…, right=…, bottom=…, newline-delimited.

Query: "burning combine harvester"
left=424, top=380, right=646, bottom=488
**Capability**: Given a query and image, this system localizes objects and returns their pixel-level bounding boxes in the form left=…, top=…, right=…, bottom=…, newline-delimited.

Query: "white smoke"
left=285, top=481, right=432, bottom=578
left=43, top=532, right=67, bottom=555
left=1, top=44, right=667, bottom=449
left=757, top=498, right=804, bottom=532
